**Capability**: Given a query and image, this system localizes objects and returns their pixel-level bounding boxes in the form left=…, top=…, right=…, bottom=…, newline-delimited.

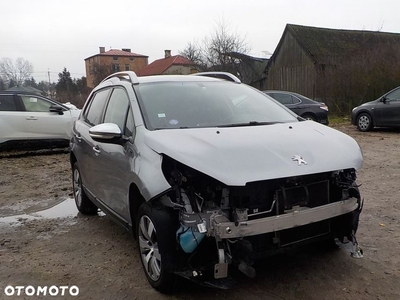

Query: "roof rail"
left=101, top=71, right=139, bottom=84
left=192, top=72, right=241, bottom=83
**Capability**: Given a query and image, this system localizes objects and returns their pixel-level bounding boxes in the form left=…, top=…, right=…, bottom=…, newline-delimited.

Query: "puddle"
left=0, top=198, right=104, bottom=226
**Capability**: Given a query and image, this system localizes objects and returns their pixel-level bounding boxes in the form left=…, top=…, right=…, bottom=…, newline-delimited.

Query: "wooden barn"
left=266, top=24, right=400, bottom=112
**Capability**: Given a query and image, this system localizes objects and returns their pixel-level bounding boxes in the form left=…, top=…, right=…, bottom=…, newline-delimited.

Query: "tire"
left=356, top=113, right=373, bottom=132
left=302, top=114, right=316, bottom=121
left=136, top=202, right=180, bottom=293
left=72, top=162, right=98, bottom=215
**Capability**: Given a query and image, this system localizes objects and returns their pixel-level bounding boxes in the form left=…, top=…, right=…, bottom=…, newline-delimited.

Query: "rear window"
left=0, top=95, right=17, bottom=111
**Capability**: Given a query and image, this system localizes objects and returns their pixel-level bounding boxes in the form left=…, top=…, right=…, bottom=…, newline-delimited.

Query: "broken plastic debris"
left=351, top=245, right=364, bottom=259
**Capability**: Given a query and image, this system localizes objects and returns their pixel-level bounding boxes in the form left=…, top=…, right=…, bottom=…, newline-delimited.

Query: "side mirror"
left=89, top=123, right=122, bottom=141
left=381, top=96, right=390, bottom=104
left=49, top=105, right=64, bottom=115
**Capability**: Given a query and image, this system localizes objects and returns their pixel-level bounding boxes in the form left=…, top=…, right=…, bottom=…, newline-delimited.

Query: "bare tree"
left=0, top=57, right=34, bottom=87
left=180, top=20, right=251, bottom=76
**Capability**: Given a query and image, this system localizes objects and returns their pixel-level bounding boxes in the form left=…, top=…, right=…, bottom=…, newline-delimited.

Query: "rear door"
left=270, top=92, right=302, bottom=115
left=0, top=94, right=25, bottom=144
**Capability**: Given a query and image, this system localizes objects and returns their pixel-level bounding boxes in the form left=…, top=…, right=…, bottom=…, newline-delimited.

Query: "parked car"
left=70, top=71, right=363, bottom=293
left=263, top=90, right=329, bottom=125
left=351, top=86, right=400, bottom=131
left=0, top=91, right=81, bottom=151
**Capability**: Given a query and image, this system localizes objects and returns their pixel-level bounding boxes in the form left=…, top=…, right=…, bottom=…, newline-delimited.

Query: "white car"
left=70, top=71, right=364, bottom=293
left=0, top=92, right=81, bottom=151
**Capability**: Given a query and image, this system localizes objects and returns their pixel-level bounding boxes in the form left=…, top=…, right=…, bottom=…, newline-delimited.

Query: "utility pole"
left=48, top=69, right=51, bottom=97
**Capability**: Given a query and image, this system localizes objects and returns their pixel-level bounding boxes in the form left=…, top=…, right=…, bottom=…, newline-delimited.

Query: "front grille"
left=229, top=172, right=333, bottom=219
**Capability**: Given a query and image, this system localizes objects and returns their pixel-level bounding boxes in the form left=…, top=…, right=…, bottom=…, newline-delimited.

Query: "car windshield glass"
left=136, top=81, right=297, bottom=130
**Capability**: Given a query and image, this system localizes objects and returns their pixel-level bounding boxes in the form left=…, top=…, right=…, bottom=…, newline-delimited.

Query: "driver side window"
left=21, top=96, right=52, bottom=112
left=386, top=88, right=400, bottom=101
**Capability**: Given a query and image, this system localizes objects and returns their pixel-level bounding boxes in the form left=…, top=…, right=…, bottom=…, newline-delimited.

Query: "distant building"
left=85, top=47, right=148, bottom=88
left=137, top=50, right=198, bottom=76
left=266, top=24, right=400, bottom=108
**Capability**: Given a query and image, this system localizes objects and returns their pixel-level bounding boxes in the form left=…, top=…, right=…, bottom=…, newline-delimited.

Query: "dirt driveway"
left=0, top=124, right=399, bottom=300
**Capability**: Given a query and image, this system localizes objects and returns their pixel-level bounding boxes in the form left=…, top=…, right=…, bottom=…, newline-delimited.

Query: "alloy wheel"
left=73, top=168, right=82, bottom=207
left=138, top=215, right=161, bottom=281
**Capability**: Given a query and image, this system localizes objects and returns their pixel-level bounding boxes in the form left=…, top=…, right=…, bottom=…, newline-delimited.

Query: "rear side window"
left=104, top=88, right=130, bottom=131
left=85, top=89, right=110, bottom=126
left=271, top=93, right=293, bottom=105
left=0, top=95, right=17, bottom=111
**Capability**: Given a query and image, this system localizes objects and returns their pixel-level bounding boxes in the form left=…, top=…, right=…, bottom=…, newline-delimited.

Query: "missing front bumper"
left=211, top=197, right=359, bottom=239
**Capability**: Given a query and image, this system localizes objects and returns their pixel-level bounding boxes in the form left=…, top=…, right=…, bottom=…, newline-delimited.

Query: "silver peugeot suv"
left=70, top=71, right=363, bottom=293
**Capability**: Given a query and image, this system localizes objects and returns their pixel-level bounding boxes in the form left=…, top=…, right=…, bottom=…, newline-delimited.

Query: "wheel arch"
left=301, top=112, right=317, bottom=121
left=356, top=110, right=374, bottom=127
left=128, top=182, right=146, bottom=238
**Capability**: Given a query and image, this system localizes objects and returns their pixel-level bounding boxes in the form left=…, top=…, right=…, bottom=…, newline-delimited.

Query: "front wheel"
left=356, top=113, right=373, bottom=132
left=72, top=162, right=98, bottom=215
left=136, top=202, right=180, bottom=293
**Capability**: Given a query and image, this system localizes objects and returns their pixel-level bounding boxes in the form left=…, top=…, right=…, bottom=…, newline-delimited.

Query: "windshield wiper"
left=217, top=121, right=279, bottom=128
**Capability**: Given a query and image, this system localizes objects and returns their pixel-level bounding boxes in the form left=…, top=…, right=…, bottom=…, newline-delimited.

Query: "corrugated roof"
left=137, top=55, right=194, bottom=76
left=280, top=24, right=400, bottom=64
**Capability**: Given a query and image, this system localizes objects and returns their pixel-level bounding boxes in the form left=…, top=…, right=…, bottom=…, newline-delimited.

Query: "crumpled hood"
left=144, top=122, right=363, bottom=186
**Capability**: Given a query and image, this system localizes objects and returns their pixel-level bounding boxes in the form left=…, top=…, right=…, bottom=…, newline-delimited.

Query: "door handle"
left=92, top=145, right=101, bottom=155
left=26, top=116, right=37, bottom=120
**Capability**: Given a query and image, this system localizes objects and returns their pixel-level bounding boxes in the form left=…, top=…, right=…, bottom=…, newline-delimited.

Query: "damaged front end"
left=158, top=155, right=363, bottom=287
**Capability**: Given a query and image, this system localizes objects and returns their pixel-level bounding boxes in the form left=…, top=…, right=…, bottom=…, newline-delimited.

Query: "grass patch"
left=329, top=114, right=351, bottom=125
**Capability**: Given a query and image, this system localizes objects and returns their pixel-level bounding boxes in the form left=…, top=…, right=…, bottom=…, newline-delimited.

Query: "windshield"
left=136, top=81, right=298, bottom=130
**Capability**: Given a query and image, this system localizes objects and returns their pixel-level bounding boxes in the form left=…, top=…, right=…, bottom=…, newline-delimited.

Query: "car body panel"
left=144, top=121, right=362, bottom=187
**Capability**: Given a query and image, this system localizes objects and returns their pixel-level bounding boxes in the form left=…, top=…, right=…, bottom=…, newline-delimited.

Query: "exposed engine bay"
left=158, top=155, right=363, bottom=286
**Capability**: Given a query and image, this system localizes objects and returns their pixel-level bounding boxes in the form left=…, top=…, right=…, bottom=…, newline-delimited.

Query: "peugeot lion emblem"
left=292, top=155, right=307, bottom=166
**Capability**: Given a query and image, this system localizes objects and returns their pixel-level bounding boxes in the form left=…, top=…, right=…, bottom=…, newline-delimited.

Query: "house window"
left=113, top=56, right=118, bottom=61
left=112, top=64, right=120, bottom=72
left=125, top=64, right=130, bottom=71
left=129, top=57, right=134, bottom=61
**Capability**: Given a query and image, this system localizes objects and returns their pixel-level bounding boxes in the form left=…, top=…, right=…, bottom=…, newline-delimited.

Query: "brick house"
left=85, top=47, right=148, bottom=88
left=137, top=50, right=198, bottom=76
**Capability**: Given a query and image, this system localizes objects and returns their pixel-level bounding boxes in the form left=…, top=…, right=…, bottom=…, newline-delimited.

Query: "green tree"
left=24, top=77, right=39, bottom=89
left=0, top=78, right=6, bottom=90
left=56, top=67, right=78, bottom=103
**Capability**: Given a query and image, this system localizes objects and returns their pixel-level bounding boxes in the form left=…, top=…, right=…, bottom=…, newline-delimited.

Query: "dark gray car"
left=351, top=86, right=400, bottom=131
left=263, top=90, right=329, bottom=125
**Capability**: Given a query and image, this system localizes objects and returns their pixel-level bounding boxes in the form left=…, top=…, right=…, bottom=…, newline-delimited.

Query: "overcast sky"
left=2, top=0, right=399, bottom=83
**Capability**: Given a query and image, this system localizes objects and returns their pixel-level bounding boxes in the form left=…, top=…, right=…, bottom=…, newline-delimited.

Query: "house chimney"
left=99, top=47, right=105, bottom=53
left=165, top=50, right=171, bottom=58
left=122, top=48, right=131, bottom=53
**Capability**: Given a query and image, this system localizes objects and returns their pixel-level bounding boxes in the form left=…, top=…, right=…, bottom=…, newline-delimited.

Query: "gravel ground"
left=0, top=124, right=399, bottom=300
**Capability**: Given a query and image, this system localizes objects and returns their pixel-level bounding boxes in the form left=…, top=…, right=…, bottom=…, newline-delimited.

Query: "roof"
left=6, top=86, right=43, bottom=95
left=272, top=24, right=400, bottom=64
left=85, top=49, right=148, bottom=60
left=137, top=55, right=195, bottom=76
